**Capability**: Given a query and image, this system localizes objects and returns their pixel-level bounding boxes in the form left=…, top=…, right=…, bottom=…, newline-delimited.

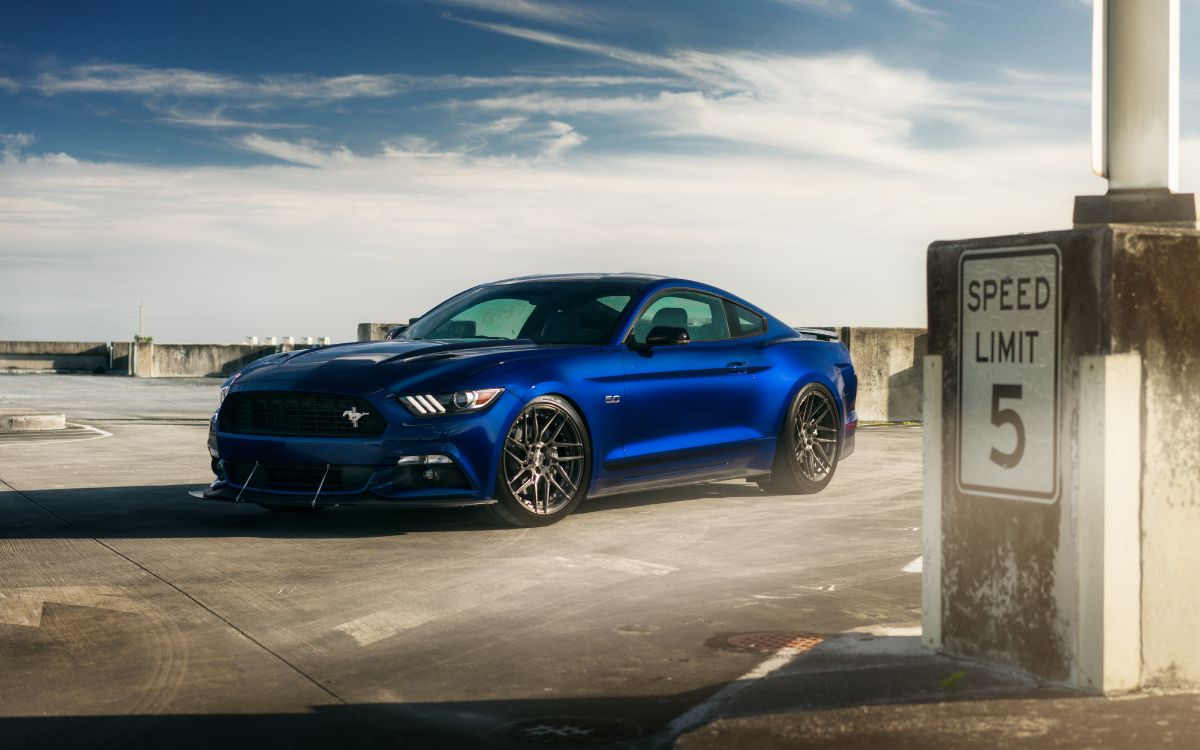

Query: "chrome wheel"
left=502, top=402, right=586, bottom=515
left=792, top=388, right=839, bottom=482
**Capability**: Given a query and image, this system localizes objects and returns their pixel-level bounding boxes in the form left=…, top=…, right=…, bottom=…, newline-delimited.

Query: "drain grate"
left=503, top=717, right=641, bottom=745
left=726, top=632, right=824, bottom=653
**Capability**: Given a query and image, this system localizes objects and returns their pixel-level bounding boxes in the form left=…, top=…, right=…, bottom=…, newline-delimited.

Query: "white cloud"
left=1, top=132, right=35, bottom=162
left=473, top=116, right=530, bottom=135
left=465, top=52, right=1003, bottom=171
left=155, top=105, right=307, bottom=130
left=772, top=0, right=855, bottom=15
left=438, top=0, right=599, bottom=26
left=29, top=61, right=673, bottom=103
left=415, top=73, right=677, bottom=90
left=0, top=130, right=1142, bottom=342
left=0, top=27, right=1124, bottom=342
left=449, top=20, right=1092, bottom=172
left=538, top=121, right=586, bottom=158
left=453, top=19, right=710, bottom=82
left=236, top=134, right=355, bottom=166
left=36, top=63, right=406, bottom=100
left=890, top=0, right=943, bottom=17
left=0, top=76, right=19, bottom=93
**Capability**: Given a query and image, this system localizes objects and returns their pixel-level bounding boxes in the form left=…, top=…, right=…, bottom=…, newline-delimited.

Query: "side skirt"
left=587, top=467, right=771, bottom=499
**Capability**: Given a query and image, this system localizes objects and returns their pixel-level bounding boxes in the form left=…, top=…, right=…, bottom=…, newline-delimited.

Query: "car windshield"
left=403, top=281, right=638, bottom=345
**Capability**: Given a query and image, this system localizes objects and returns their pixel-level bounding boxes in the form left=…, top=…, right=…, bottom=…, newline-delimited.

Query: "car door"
left=616, top=289, right=765, bottom=482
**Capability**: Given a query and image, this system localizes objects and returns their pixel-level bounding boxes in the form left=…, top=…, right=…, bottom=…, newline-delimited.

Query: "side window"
left=631, top=291, right=731, bottom=344
left=726, top=301, right=767, bottom=338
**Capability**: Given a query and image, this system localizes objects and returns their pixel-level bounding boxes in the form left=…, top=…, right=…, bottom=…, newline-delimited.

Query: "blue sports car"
left=196, top=274, right=857, bottom=526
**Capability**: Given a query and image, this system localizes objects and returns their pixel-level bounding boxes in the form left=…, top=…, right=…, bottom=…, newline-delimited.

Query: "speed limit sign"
left=958, top=246, right=1060, bottom=502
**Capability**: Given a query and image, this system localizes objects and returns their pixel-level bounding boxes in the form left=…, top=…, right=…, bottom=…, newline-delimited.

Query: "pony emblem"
left=342, top=406, right=369, bottom=428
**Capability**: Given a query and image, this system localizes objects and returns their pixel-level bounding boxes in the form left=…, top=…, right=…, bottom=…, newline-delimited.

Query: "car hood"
left=230, top=339, right=554, bottom=395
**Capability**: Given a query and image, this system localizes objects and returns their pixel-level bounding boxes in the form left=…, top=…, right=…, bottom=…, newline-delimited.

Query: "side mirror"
left=385, top=324, right=409, bottom=340
left=645, top=326, right=691, bottom=347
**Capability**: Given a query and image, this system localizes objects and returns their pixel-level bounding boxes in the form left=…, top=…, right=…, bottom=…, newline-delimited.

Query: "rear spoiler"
left=793, top=327, right=840, bottom=341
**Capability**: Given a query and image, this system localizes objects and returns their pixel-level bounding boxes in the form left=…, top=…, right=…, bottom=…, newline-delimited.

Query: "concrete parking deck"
left=0, top=375, right=928, bottom=749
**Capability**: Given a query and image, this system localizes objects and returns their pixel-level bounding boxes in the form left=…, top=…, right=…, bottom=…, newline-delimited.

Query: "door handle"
left=726, top=361, right=750, bottom=373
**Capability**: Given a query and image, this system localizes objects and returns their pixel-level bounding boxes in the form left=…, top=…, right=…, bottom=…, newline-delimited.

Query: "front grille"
left=220, top=392, right=386, bottom=437
left=225, top=461, right=376, bottom=493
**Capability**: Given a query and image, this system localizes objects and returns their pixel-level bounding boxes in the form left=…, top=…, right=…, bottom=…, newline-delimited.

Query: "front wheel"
left=759, top=382, right=841, bottom=495
left=486, top=395, right=591, bottom=528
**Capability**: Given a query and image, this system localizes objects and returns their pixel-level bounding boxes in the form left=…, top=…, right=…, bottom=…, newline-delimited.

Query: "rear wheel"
left=486, top=395, right=591, bottom=527
left=759, top=382, right=841, bottom=495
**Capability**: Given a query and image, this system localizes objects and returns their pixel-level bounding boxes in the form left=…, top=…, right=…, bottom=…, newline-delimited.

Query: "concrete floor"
left=0, top=375, right=924, bottom=749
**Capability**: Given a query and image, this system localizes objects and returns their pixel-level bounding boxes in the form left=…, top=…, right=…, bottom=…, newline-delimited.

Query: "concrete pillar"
left=921, top=355, right=943, bottom=652
left=1076, top=354, right=1142, bottom=693
left=926, top=226, right=1200, bottom=693
left=928, top=0, right=1200, bottom=695
left=131, top=341, right=154, bottom=378
left=357, top=322, right=404, bottom=342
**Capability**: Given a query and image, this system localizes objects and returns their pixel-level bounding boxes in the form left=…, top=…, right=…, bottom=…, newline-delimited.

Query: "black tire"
left=486, top=395, right=591, bottom=528
left=759, top=382, right=841, bottom=495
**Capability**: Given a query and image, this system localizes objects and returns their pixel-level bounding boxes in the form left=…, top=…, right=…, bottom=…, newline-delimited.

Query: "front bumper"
left=202, top=388, right=522, bottom=506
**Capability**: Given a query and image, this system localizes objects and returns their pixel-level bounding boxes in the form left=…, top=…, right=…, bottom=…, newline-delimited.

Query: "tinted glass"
left=727, top=301, right=767, bottom=337
left=405, top=282, right=636, bottom=344
left=630, top=291, right=731, bottom=344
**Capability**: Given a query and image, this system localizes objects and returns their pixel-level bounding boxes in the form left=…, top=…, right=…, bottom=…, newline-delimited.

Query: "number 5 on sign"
left=958, top=247, right=1059, bottom=503
left=989, top=384, right=1024, bottom=468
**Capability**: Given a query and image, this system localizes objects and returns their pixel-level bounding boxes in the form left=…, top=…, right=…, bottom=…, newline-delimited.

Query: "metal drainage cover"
left=726, top=633, right=824, bottom=653
left=503, top=717, right=641, bottom=745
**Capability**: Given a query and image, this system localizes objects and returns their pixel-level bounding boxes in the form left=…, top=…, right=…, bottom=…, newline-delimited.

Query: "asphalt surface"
left=0, top=374, right=924, bottom=749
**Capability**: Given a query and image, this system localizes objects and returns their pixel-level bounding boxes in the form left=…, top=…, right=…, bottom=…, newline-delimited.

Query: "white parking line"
left=0, top=422, right=112, bottom=448
left=657, top=645, right=802, bottom=747
left=555, top=554, right=678, bottom=577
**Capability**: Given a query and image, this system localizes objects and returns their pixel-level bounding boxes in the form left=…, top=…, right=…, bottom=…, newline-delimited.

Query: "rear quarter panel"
left=759, top=338, right=857, bottom=438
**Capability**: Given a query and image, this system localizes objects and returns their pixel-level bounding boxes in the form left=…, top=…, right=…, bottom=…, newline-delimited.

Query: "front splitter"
left=189, top=485, right=496, bottom=509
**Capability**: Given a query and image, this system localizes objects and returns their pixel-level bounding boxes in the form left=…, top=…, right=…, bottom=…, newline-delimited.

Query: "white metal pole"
left=1096, top=0, right=1180, bottom=191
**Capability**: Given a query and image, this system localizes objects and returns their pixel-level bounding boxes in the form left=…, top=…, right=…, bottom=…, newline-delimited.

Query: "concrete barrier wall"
left=0, top=330, right=928, bottom=420
left=841, top=327, right=927, bottom=423
left=111, top=341, right=131, bottom=374
left=142, top=344, right=279, bottom=378
left=0, top=341, right=110, bottom=373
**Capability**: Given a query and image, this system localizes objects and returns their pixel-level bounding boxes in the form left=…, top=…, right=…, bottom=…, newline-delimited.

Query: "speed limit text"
left=965, top=276, right=1052, bottom=313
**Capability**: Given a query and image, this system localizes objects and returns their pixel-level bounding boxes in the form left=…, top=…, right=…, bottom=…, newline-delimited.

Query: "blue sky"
left=2, top=0, right=1198, bottom=341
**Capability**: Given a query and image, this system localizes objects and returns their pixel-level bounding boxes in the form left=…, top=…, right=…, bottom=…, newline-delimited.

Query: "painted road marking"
left=0, top=422, right=112, bottom=448
left=554, top=554, right=678, bottom=577
left=657, top=642, right=805, bottom=747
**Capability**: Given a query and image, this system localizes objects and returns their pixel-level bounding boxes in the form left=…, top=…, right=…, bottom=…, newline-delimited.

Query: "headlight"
left=399, top=388, right=503, bottom=416
left=218, top=373, right=240, bottom=405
